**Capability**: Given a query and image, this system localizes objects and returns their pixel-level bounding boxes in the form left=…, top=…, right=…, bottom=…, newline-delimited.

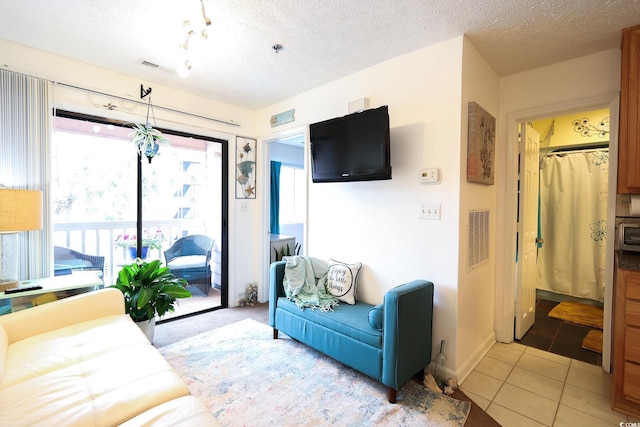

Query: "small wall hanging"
left=467, top=102, right=496, bottom=185
left=236, top=136, right=257, bottom=199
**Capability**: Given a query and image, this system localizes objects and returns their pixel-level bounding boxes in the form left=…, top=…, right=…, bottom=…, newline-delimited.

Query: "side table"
left=0, top=271, right=104, bottom=315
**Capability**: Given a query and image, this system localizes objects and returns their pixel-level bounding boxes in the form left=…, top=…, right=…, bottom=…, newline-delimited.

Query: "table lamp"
left=0, top=188, right=43, bottom=290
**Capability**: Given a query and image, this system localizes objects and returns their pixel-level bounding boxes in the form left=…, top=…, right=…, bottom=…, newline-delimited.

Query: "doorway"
left=505, top=98, right=619, bottom=372
left=51, top=112, right=228, bottom=321
left=262, top=129, right=308, bottom=299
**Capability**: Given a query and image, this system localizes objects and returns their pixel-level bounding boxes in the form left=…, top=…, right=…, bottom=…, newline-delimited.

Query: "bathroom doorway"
left=513, top=106, right=615, bottom=366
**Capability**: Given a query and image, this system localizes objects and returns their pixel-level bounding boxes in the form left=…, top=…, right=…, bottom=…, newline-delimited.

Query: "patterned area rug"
left=160, top=318, right=470, bottom=426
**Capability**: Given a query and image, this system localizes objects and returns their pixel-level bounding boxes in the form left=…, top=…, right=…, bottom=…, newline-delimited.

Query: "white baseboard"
left=455, top=332, right=496, bottom=384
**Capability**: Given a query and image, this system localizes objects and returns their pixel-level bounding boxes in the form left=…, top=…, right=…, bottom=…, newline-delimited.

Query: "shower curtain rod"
left=55, top=82, right=241, bottom=127
left=541, top=144, right=609, bottom=155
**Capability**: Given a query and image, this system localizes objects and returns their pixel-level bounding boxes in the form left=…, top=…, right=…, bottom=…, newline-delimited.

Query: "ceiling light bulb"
left=177, top=61, right=191, bottom=78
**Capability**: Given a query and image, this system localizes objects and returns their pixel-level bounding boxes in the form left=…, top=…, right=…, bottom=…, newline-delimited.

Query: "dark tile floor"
left=516, top=298, right=602, bottom=366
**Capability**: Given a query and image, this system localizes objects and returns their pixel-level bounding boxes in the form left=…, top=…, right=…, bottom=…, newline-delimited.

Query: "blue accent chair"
left=54, top=246, right=104, bottom=278
left=164, top=235, right=214, bottom=295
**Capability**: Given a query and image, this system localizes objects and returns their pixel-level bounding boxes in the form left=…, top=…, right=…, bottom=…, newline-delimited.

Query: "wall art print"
left=467, top=102, right=496, bottom=185
left=236, top=136, right=256, bottom=199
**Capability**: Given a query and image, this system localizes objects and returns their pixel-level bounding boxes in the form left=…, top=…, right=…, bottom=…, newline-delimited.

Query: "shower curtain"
left=536, top=149, right=608, bottom=302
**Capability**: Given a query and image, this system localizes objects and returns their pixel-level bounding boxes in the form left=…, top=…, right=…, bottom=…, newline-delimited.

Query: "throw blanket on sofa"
left=283, top=256, right=338, bottom=311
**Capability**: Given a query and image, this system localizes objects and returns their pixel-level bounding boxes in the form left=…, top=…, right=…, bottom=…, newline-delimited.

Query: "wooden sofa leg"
left=387, top=387, right=397, bottom=404
left=273, top=329, right=279, bottom=339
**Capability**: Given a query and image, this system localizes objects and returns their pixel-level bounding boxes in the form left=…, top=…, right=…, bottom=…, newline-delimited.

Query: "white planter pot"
left=135, top=317, right=156, bottom=343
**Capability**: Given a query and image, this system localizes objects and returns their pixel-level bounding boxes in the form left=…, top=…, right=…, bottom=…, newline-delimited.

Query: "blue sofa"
left=269, top=260, right=434, bottom=403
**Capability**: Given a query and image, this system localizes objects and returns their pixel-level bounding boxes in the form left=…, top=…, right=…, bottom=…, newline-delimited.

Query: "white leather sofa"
left=0, top=288, right=218, bottom=426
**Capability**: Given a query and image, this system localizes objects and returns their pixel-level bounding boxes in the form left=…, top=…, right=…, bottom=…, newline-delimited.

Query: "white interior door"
left=515, top=123, right=540, bottom=339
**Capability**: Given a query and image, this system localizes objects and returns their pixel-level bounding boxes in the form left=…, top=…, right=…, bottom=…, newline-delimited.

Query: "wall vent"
left=468, top=209, right=490, bottom=271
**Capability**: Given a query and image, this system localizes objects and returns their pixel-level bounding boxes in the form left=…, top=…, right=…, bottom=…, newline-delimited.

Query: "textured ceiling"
left=0, top=0, right=639, bottom=110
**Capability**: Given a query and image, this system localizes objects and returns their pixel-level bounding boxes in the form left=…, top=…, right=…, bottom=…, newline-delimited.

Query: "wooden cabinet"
left=613, top=267, right=640, bottom=416
left=618, top=25, right=640, bottom=193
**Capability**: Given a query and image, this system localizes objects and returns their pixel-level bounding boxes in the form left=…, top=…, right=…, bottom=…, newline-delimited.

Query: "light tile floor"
left=460, top=342, right=640, bottom=426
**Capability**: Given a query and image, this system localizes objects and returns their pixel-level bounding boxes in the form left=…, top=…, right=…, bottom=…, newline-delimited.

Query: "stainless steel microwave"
left=619, top=223, right=640, bottom=252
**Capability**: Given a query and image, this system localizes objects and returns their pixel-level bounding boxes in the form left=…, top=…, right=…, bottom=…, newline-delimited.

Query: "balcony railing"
left=53, top=220, right=206, bottom=284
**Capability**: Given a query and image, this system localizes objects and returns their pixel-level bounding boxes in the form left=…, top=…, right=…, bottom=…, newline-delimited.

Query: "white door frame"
left=259, top=125, right=309, bottom=302
left=496, top=93, right=619, bottom=372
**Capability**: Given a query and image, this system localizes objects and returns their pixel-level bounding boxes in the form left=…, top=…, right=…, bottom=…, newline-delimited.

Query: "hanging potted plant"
left=111, top=258, right=191, bottom=342
left=129, top=122, right=169, bottom=162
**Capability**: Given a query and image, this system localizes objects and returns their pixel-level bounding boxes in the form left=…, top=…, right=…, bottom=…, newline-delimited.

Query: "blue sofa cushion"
left=277, top=297, right=382, bottom=348
left=368, top=304, right=384, bottom=331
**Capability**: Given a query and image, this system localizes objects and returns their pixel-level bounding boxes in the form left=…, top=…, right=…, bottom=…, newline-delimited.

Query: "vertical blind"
left=0, top=69, right=51, bottom=279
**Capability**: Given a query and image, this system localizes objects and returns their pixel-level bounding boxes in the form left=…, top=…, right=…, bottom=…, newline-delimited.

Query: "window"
left=278, top=165, right=305, bottom=224
left=51, top=113, right=223, bottom=286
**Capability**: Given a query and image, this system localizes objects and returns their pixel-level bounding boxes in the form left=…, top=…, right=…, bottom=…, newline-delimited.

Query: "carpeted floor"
left=160, top=318, right=471, bottom=426
left=155, top=304, right=500, bottom=426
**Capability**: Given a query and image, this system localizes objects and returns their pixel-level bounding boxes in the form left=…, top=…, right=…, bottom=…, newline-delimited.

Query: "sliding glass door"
left=52, top=112, right=227, bottom=319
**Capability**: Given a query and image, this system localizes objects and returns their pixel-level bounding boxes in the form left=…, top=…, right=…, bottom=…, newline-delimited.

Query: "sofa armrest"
left=381, top=280, right=434, bottom=391
left=0, top=288, right=125, bottom=344
left=269, top=261, right=287, bottom=327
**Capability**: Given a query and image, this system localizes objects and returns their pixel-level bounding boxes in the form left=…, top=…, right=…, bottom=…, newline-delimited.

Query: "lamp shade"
left=0, top=189, right=43, bottom=233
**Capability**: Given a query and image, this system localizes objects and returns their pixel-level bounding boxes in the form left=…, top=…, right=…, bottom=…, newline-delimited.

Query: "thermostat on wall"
left=420, top=168, right=441, bottom=184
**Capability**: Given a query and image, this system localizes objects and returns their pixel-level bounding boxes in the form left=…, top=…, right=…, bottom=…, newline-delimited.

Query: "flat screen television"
left=309, top=105, right=391, bottom=183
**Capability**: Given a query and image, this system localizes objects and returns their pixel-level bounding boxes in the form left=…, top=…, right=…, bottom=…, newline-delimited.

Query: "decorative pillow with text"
left=326, top=259, right=362, bottom=305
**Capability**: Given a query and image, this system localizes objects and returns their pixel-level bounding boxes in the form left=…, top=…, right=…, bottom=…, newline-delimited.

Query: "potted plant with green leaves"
left=114, top=229, right=164, bottom=259
left=111, top=258, right=191, bottom=342
left=129, top=123, right=169, bottom=162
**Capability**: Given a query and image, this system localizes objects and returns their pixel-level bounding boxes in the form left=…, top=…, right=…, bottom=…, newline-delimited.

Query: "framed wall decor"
left=236, top=136, right=257, bottom=199
left=467, top=102, right=496, bottom=185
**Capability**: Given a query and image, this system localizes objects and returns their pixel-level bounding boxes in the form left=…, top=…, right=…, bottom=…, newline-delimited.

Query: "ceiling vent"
left=139, top=59, right=176, bottom=75
left=141, top=60, right=160, bottom=69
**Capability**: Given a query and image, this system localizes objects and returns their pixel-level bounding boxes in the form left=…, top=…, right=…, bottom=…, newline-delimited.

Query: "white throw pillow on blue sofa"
left=326, top=259, right=362, bottom=305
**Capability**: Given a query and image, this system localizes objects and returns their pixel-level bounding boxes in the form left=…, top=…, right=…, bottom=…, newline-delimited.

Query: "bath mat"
left=582, top=329, right=603, bottom=354
left=160, top=318, right=470, bottom=426
left=548, top=301, right=603, bottom=329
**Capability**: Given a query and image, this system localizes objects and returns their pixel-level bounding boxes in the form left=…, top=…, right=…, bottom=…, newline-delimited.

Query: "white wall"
left=456, top=37, right=500, bottom=379
left=0, top=38, right=258, bottom=306
left=257, top=36, right=467, bottom=374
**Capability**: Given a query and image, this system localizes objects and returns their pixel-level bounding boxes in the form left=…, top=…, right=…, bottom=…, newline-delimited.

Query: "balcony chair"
left=53, top=246, right=105, bottom=278
left=164, top=235, right=214, bottom=295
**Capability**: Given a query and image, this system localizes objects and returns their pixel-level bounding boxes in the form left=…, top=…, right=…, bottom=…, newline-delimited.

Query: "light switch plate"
left=419, top=203, right=441, bottom=220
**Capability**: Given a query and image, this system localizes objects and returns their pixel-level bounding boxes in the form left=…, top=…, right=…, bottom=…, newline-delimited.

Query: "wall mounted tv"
left=309, top=105, right=391, bottom=183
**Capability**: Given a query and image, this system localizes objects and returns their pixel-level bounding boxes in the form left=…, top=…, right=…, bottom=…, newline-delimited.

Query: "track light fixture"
left=177, top=0, right=211, bottom=78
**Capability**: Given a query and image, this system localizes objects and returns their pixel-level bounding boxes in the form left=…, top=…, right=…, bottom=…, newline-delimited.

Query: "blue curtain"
left=270, top=161, right=282, bottom=235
